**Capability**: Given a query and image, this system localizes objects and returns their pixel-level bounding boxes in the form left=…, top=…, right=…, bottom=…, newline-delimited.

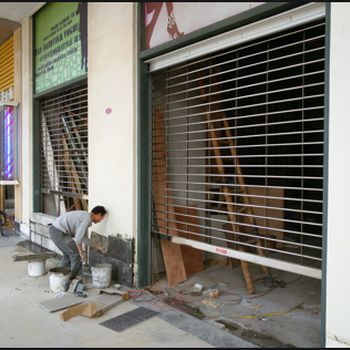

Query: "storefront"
left=33, top=2, right=88, bottom=217
left=138, top=0, right=325, bottom=289
left=0, top=31, right=21, bottom=227
left=138, top=1, right=326, bottom=346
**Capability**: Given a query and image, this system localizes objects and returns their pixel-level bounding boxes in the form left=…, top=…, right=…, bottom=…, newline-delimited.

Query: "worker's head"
left=91, top=205, right=107, bottom=223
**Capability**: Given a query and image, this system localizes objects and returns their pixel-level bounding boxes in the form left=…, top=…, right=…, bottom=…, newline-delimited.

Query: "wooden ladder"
left=196, top=66, right=270, bottom=293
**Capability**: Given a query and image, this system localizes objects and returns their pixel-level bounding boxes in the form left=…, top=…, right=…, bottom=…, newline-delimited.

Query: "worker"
left=49, top=205, right=108, bottom=281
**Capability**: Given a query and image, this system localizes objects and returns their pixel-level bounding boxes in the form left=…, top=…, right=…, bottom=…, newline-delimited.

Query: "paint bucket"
left=27, top=259, right=46, bottom=277
left=91, top=263, right=112, bottom=288
left=49, top=267, right=71, bottom=292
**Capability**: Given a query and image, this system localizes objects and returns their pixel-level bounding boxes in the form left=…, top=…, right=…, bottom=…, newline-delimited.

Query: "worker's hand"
left=95, top=245, right=108, bottom=254
left=80, top=252, right=87, bottom=261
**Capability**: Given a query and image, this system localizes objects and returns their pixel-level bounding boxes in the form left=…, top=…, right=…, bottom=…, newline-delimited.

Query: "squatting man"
left=49, top=206, right=108, bottom=281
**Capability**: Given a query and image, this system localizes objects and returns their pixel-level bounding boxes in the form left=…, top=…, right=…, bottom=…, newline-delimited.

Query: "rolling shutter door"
left=40, top=81, right=88, bottom=213
left=0, top=36, right=14, bottom=101
left=150, top=9, right=325, bottom=279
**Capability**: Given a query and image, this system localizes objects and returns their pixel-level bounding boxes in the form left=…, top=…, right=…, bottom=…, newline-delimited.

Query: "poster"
left=145, top=2, right=265, bottom=50
left=35, top=2, right=87, bottom=94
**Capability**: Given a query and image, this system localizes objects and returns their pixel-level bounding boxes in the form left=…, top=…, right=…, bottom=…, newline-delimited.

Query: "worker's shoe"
left=64, top=280, right=71, bottom=291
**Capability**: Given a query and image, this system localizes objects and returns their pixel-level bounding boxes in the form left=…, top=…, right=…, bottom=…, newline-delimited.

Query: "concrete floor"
left=0, top=225, right=322, bottom=348
left=152, top=257, right=322, bottom=348
left=0, top=227, right=256, bottom=348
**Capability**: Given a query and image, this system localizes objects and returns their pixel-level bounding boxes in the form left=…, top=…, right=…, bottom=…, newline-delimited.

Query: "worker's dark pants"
left=49, top=225, right=82, bottom=280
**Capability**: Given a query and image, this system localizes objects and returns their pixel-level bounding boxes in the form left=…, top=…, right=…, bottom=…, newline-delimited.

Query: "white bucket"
left=49, top=267, right=71, bottom=292
left=91, top=263, right=112, bottom=288
left=28, top=259, right=46, bottom=277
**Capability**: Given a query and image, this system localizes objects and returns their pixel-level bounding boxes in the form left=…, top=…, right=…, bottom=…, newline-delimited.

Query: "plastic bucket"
left=27, top=259, right=46, bottom=277
left=91, top=263, right=112, bottom=288
left=49, top=267, right=71, bottom=292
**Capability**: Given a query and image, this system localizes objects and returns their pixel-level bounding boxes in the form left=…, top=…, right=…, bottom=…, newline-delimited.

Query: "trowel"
left=82, top=255, right=92, bottom=276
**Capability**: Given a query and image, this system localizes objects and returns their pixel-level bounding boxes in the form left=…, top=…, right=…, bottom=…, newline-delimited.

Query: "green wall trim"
left=140, top=2, right=302, bottom=60
left=321, top=4, right=330, bottom=348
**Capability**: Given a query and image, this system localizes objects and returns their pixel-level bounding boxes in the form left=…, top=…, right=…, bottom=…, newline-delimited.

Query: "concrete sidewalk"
left=0, top=228, right=255, bottom=348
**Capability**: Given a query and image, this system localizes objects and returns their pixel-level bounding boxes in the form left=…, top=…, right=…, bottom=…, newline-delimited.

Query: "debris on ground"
left=217, top=282, right=228, bottom=287
left=183, top=283, right=203, bottom=296
left=73, top=291, right=87, bottom=298
left=202, top=299, right=220, bottom=308
left=95, top=288, right=130, bottom=301
left=76, top=283, right=86, bottom=292
left=240, top=298, right=262, bottom=308
left=203, top=288, right=219, bottom=297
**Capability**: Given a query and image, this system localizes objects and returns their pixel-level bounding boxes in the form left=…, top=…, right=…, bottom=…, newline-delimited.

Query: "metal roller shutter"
left=150, top=16, right=325, bottom=279
left=40, top=81, right=88, bottom=213
left=0, top=36, right=14, bottom=100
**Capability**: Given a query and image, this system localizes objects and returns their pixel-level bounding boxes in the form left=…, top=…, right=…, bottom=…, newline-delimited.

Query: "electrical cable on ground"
left=126, top=280, right=282, bottom=318
left=125, top=267, right=313, bottom=320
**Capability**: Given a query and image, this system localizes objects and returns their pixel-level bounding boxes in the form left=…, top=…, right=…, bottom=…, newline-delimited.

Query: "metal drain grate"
left=99, top=307, right=159, bottom=332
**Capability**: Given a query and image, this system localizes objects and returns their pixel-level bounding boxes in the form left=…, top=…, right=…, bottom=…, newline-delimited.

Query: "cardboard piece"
left=59, top=294, right=125, bottom=322
left=60, top=303, right=102, bottom=322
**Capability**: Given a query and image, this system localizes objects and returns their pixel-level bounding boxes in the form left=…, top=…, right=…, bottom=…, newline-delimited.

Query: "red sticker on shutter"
left=216, top=248, right=227, bottom=254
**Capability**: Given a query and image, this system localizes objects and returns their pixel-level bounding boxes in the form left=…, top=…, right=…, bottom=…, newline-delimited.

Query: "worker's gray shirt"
left=51, top=211, right=95, bottom=247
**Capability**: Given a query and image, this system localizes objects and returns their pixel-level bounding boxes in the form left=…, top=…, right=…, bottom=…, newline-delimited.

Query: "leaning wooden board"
left=152, top=109, right=187, bottom=286
left=174, top=205, right=204, bottom=276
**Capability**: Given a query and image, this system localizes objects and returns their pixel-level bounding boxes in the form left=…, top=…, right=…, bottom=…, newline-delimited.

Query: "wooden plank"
left=237, top=245, right=255, bottom=294
left=153, top=109, right=187, bottom=286
left=195, top=70, right=256, bottom=293
left=174, top=205, right=204, bottom=276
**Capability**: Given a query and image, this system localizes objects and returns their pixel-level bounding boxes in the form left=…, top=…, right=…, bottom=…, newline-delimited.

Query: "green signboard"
left=34, top=2, right=87, bottom=94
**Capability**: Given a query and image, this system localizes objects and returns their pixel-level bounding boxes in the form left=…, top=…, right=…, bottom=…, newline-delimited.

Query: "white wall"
left=88, top=3, right=137, bottom=243
left=326, top=3, right=350, bottom=348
